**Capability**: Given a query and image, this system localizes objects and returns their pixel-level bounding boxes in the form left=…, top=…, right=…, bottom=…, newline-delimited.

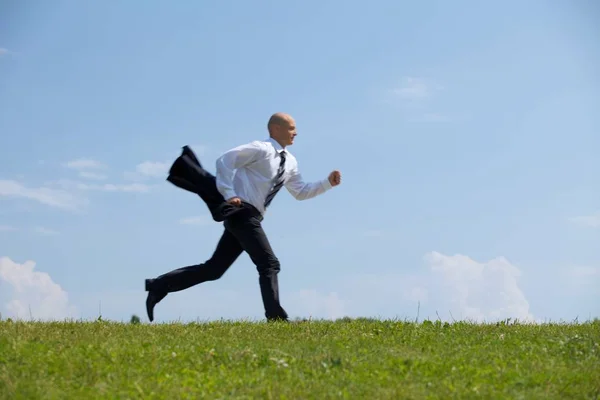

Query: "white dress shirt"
left=215, top=137, right=332, bottom=215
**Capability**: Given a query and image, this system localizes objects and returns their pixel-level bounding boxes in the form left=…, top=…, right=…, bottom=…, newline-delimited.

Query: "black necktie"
left=264, top=151, right=286, bottom=208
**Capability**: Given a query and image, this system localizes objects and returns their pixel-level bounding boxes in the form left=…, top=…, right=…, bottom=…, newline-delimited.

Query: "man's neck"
left=269, top=136, right=286, bottom=150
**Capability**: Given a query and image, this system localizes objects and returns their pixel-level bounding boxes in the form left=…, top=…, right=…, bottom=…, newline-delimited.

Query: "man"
left=144, top=112, right=342, bottom=322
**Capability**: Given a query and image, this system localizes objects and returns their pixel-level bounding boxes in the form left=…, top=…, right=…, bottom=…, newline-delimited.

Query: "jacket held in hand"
left=166, top=145, right=244, bottom=222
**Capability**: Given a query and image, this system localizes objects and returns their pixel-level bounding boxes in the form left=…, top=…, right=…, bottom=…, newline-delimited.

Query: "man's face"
left=274, top=117, right=297, bottom=147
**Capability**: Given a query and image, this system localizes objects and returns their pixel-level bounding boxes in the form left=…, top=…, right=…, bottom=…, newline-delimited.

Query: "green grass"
left=1, top=318, right=599, bottom=399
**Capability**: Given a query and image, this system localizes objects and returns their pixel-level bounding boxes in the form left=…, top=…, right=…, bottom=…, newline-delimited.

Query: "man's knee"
left=201, top=261, right=231, bottom=281
left=255, top=255, right=280, bottom=276
left=204, top=267, right=226, bottom=281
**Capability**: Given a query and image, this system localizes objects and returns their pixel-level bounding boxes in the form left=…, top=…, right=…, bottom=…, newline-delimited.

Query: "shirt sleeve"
left=215, top=141, right=264, bottom=200
left=284, top=163, right=333, bottom=201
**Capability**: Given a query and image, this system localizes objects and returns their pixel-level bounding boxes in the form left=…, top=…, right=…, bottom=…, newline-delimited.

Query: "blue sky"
left=1, top=0, right=598, bottom=323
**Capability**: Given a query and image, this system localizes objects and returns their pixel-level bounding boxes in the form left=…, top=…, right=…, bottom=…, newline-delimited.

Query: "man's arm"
left=285, top=164, right=340, bottom=201
left=215, top=141, right=264, bottom=201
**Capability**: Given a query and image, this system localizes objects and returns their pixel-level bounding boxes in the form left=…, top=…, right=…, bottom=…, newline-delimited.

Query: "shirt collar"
left=267, top=137, right=286, bottom=153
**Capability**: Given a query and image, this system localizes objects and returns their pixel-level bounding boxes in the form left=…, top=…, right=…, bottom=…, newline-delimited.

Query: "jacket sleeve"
left=215, top=141, right=264, bottom=200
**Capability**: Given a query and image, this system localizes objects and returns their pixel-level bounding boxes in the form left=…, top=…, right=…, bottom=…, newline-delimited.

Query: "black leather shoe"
left=145, top=279, right=166, bottom=322
left=266, top=310, right=289, bottom=322
left=267, top=316, right=289, bottom=323
left=145, top=291, right=167, bottom=322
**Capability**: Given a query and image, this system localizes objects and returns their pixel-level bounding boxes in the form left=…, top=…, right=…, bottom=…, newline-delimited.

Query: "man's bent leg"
left=224, top=212, right=288, bottom=321
left=148, top=229, right=243, bottom=293
left=145, top=228, right=243, bottom=321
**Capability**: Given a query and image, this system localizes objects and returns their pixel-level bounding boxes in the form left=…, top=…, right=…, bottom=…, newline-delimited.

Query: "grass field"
left=1, top=317, right=598, bottom=399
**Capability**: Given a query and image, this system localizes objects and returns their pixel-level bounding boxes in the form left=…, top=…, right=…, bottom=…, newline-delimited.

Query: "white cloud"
left=288, top=289, right=345, bottom=320
left=568, top=212, right=600, bottom=228
left=179, top=216, right=210, bottom=225
left=124, top=161, right=170, bottom=181
left=417, top=113, right=453, bottom=122
left=64, top=159, right=106, bottom=170
left=393, top=77, right=433, bottom=99
left=64, top=159, right=109, bottom=180
left=1, top=174, right=149, bottom=213
left=78, top=171, right=107, bottom=180
left=392, top=76, right=444, bottom=101
left=405, top=286, right=428, bottom=303
left=422, top=251, right=534, bottom=322
left=569, top=266, right=599, bottom=277
left=48, top=179, right=151, bottom=193
left=136, top=161, right=169, bottom=178
left=80, top=183, right=151, bottom=193
left=565, top=266, right=599, bottom=290
left=0, top=256, right=76, bottom=320
left=388, top=76, right=449, bottom=122
left=33, top=226, right=59, bottom=236
left=0, top=179, right=88, bottom=211
left=124, top=145, right=210, bottom=182
left=335, top=251, right=534, bottom=323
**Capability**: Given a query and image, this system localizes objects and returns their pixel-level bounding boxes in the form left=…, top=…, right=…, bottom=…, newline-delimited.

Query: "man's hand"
left=328, top=170, right=341, bottom=187
left=226, top=197, right=242, bottom=206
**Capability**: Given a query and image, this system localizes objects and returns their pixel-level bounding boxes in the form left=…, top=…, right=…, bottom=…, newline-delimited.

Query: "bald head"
left=268, top=113, right=292, bottom=131
left=267, top=112, right=297, bottom=147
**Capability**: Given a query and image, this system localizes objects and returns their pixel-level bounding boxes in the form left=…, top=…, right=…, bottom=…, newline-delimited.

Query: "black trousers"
left=147, top=203, right=288, bottom=321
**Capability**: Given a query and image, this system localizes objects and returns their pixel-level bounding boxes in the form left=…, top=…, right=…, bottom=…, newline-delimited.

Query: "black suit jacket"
left=166, top=145, right=244, bottom=222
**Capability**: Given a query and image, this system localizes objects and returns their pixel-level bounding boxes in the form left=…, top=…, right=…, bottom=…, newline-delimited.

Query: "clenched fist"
left=328, top=170, right=342, bottom=187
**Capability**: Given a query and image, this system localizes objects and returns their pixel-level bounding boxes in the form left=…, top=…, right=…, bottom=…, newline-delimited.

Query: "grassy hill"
left=1, top=318, right=598, bottom=399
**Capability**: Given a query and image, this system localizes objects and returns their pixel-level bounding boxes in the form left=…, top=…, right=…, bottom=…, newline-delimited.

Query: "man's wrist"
left=221, top=190, right=238, bottom=201
left=322, top=178, right=333, bottom=190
